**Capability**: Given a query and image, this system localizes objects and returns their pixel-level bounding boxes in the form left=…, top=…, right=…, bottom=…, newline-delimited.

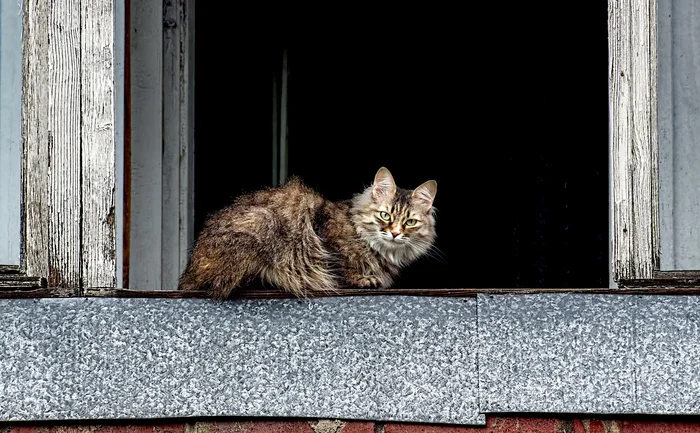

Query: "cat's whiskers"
left=407, top=238, right=448, bottom=264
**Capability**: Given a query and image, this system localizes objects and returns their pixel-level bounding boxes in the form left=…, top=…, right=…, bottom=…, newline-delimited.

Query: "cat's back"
left=237, top=177, right=325, bottom=215
left=208, top=177, right=327, bottom=236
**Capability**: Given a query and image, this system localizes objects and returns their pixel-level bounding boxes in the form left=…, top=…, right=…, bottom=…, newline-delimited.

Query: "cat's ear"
left=412, top=180, right=437, bottom=209
left=372, top=167, right=397, bottom=200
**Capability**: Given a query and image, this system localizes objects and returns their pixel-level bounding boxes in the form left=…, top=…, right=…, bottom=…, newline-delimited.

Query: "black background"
left=194, top=7, right=609, bottom=288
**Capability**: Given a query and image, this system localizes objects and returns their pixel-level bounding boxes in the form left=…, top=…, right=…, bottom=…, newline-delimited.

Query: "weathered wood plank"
left=129, top=0, right=163, bottom=290
left=0, top=286, right=72, bottom=297
left=81, top=0, right=117, bottom=288
left=3, top=284, right=700, bottom=299
left=649, top=0, right=659, bottom=273
left=631, top=0, right=658, bottom=274
left=47, top=0, right=82, bottom=288
left=609, top=0, right=659, bottom=281
left=80, top=286, right=700, bottom=299
left=0, top=265, right=20, bottom=274
left=22, top=0, right=50, bottom=280
left=654, top=270, right=700, bottom=279
left=0, top=275, right=46, bottom=289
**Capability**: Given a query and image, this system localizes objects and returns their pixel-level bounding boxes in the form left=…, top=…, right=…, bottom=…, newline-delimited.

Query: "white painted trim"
left=656, top=0, right=700, bottom=270
left=129, top=0, right=163, bottom=290
left=0, top=0, right=22, bottom=266
left=129, top=0, right=194, bottom=290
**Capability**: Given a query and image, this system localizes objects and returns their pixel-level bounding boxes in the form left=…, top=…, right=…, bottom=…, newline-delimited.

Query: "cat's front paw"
left=355, top=276, right=381, bottom=289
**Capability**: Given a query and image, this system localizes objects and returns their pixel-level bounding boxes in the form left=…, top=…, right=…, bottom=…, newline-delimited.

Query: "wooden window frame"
left=608, top=0, right=700, bottom=289
left=2, top=0, right=689, bottom=300
left=2, top=0, right=698, bottom=426
left=0, top=0, right=118, bottom=296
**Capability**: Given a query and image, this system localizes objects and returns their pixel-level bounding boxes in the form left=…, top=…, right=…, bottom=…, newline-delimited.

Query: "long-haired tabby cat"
left=179, top=167, right=437, bottom=298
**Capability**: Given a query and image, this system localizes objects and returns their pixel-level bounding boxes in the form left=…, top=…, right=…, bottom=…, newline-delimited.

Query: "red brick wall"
left=7, top=417, right=700, bottom=433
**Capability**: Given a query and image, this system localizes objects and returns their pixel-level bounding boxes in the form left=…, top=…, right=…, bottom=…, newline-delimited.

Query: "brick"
left=338, top=422, right=376, bottom=433
left=193, top=420, right=374, bottom=433
left=204, top=421, right=312, bottom=433
left=10, top=425, right=189, bottom=433
left=387, top=417, right=564, bottom=433
left=573, top=419, right=607, bottom=433
left=11, top=419, right=700, bottom=433
left=617, top=421, right=700, bottom=433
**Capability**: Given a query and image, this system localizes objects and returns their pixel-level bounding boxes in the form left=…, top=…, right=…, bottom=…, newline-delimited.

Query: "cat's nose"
left=391, top=231, right=400, bottom=238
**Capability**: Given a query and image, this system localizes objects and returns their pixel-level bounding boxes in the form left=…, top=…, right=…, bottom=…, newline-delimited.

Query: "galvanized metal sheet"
left=479, top=293, right=700, bottom=415
left=0, top=296, right=483, bottom=425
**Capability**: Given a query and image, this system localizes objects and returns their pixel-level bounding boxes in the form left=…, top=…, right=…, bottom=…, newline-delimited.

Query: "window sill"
left=3, top=291, right=700, bottom=425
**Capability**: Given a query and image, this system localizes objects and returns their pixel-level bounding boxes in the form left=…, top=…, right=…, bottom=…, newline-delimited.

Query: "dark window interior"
left=195, top=7, right=608, bottom=289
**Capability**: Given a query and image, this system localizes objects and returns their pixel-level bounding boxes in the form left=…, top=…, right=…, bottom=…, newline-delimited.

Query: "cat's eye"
left=379, top=211, right=391, bottom=221
left=405, top=219, right=417, bottom=226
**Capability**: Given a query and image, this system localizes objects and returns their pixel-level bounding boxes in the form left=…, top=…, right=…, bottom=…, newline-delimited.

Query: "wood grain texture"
left=22, top=0, right=50, bottom=281
left=47, top=0, right=82, bottom=288
left=609, top=0, right=659, bottom=281
left=0, top=275, right=46, bottom=289
left=22, top=0, right=117, bottom=290
left=81, top=0, right=117, bottom=288
left=0, top=286, right=692, bottom=300
left=0, top=265, right=21, bottom=274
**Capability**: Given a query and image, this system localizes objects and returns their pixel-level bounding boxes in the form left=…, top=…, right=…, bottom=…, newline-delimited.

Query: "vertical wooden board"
left=178, top=0, right=195, bottom=277
left=630, top=0, right=658, bottom=278
left=81, top=0, right=117, bottom=287
left=129, top=0, right=163, bottom=290
left=47, top=0, right=82, bottom=288
left=162, top=0, right=181, bottom=289
left=610, top=0, right=632, bottom=280
left=22, top=0, right=50, bottom=279
left=0, top=0, right=23, bottom=266
left=610, top=0, right=658, bottom=281
left=649, top=0, right=659, bottom=272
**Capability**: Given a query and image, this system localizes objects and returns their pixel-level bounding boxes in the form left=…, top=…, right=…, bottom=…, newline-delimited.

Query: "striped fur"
left=179, top=167, right=437, bottom=298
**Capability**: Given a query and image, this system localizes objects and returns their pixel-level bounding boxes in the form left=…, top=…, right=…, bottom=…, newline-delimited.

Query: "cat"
left=178, top=167, right=438, bottom=298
